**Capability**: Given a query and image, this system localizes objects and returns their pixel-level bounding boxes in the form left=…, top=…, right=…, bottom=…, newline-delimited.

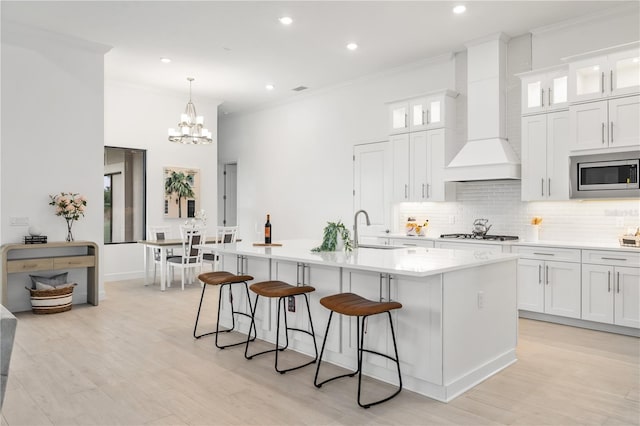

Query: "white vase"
left=528, top=225, right=540, bottom=242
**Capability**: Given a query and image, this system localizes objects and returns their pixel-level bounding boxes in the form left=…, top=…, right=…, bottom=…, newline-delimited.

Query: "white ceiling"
left=1, top=1, right=633, bottom=114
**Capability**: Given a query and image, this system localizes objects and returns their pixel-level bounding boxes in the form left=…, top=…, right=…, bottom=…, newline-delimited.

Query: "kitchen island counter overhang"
left=202, top=239, right=519, bottom=403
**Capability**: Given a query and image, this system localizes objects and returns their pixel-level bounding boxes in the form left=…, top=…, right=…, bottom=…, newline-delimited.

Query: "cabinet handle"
left=422, top=183, right=425, bottom=198
left=608, top=271, right=611, bottom=292
left=426, top=183, right=430, bottom=198
left=610, top=122, right=614, bottom=144
left=296, top=262, right=302, bottom=285
left=404, top=113, right=407, bottom=128
left=540, top=88, right=544, bottom=107
left=617, top=271, right=620, bottom=293
left=422, top=110, right=425, bottom=126
left=601, top=72, right=605, bottom=94
left=610, top=70, right=613, bottom=92
left=602, top=123, right=605, bottom=144
left=426, top=109, right=430, bottom=124
left=534, top=252, right=555, bottom=256
left=388, top=275, right=393, bottom=302
left=548, top=178, right=551, bottom=197
left=548, top=87, right=552, bottom=106
left=538, top=264, right=542, bottom=284
left=541, top=178, right=544, bottom=196
left=601, top=257, right=626, bottom=261
left=379, top=273, right=384, bottom=302
left=404, top=184, right=408, bottom=199
left=545, top=265, right=549, bottom=285
left=236, top=256, right=241, bottom=275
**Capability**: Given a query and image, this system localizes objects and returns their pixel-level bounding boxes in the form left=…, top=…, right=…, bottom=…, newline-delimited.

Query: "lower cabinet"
left=343, top=269, right=443, bottom=385
left=219, top=253, right=271, bottom=332
left=514, top=246, right=582, bottom=319
left=273, top=260, right=341, bottom=353
left=582, top=264, right=640, bottom=328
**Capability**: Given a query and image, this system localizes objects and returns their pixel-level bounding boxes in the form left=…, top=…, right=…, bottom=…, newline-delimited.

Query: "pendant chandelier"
left=168, top=77, right=213, bottom=144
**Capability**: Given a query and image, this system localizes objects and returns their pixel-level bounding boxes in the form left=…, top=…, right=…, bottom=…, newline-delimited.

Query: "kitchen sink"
left=357, top=244, right=405, bottom=250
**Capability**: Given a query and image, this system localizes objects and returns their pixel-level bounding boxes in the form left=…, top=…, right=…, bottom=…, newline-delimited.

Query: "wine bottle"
left=265, top=214, right=272, bottom=244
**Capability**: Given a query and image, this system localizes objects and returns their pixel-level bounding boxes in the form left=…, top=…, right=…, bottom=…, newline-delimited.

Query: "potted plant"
left=312, top=221, right=353, bottom=252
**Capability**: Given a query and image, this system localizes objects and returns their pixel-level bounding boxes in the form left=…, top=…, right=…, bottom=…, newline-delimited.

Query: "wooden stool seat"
left=320, top=293, right=402, bottom=316
left=250, top=280, right=315, bottom=298
left=199, top=271, right=254, bottom=286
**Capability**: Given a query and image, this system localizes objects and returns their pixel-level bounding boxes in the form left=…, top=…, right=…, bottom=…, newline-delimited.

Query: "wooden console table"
left=1, top=241, right=99, bottom=308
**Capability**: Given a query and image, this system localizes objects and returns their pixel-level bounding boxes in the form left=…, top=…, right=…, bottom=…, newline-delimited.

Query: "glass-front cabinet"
left=568, top=46, right=640, bottom=103
left=388, top=90, right=455, bottom=134
left=520, top=66, right=568, bottom=115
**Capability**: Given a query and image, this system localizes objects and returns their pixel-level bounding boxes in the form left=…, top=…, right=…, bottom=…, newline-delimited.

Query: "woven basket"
left=25, top=284, right=76, bottom=314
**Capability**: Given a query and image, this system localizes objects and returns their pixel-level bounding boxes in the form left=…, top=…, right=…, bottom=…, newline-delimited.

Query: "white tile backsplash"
left=396, top=180, right=640, bottom=244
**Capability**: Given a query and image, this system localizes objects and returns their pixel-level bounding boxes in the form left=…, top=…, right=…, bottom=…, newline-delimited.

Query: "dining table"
left=138, top=237, right=229, bottom=291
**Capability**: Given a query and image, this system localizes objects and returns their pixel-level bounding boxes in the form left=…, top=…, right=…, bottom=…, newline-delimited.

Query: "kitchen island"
left=203, top=239, right=519, bottom=402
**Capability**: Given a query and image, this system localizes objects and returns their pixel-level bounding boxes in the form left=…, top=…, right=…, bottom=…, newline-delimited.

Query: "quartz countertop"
left=200, top=239, right=519, bottom=278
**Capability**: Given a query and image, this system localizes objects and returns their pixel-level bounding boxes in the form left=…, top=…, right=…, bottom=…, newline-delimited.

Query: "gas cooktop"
left=440, top=233, right=519, bottom=241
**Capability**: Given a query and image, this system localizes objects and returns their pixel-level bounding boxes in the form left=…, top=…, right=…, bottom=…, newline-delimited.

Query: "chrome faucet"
left=353, top=209, right=371, bottom=248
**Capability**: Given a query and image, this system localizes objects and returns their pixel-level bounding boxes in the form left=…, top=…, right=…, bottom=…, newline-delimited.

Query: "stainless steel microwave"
left=570, top=152, right=640, bottom=199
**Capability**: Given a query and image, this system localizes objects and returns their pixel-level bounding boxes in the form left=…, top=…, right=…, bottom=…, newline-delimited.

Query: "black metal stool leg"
left=246, top=293, right=318, bottom=374
left=194, top=280, right=256, bottom=349
left=357, top=312, right=403, bottom=409
left=314, top=311, right=359, bottom=388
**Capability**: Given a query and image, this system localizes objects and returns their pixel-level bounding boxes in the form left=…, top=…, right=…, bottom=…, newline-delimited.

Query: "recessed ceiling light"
left=266, top=84, right=275, bottom=91
left=346, top=43, right=358, bottom=51
left=279, top=16, right=293, bottom=25
left=453, top=5, right=466, bottom=14
left=160, top=57, right=171, bottom=63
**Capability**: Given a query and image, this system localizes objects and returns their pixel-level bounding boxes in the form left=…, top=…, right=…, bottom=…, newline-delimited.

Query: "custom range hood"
left=446, top=33, right=521, bottom=182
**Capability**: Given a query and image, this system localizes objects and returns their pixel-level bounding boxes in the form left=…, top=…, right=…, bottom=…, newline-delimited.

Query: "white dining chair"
left=147, top=225, right=178, bottom=284
left=203, top=226, right=238, bottom=272
left=168, top=225, right=205, bottom=290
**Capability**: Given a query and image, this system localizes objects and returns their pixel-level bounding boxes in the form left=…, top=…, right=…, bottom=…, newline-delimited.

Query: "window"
left=104, top=147, right=146, bottom=244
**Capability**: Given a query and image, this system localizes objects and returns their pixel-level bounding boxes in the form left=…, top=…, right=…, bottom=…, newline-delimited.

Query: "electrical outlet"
left=448, top=215, right=456, bottom=224
left=287, top=296, right=296, bottom=312
left=477, top=291, right=485, bottom=309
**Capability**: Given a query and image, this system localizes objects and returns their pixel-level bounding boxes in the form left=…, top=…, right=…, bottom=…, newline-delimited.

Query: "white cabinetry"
left=521, top=111, right=570, bottom=200
left=520, top=67, right=568, bottom=115
left=513, top=246, right=582, bottom=319
left=568, top=47, right=640, bottom=103
left=388, top=91, right=455, bottom=134
left=392, top=130, right=455, bottom=202
left=569, top=95, right=640, bottom=151
left=581, top=250, right=640, bottom=329
left=353, top=142, right=392, bottom=229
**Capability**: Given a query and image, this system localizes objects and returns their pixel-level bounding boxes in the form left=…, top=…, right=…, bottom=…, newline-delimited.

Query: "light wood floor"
left=2, top=278, right=638, bottom=425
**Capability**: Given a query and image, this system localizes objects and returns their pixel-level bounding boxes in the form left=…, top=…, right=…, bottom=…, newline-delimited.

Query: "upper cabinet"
left=568, top=46, right=640, bottom=103
left=388, top=90, right=456, bottom=134
left=520, top=66, right=569, bottom=115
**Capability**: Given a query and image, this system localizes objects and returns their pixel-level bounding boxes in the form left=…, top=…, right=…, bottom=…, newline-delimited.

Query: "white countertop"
left=379, top=233, right=640, bottom=252
left=200, top=239, right=519, bottom=278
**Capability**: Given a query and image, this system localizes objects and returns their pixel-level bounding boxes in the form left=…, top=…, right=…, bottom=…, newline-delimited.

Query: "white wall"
left=219, top=56, right=456, bottom=243
left=531, top=4, right=640, bottom=69
left=103, top=81, right=220, bottom=281
left=1, top=22, right=110, bottom=307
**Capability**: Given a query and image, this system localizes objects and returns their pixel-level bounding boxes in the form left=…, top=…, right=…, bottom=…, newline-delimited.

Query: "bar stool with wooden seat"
left=244, top=280, right=318, bottom=374
left=314, top=292, right=403, bottom=409
left=193, top=271, right=257, bottom=349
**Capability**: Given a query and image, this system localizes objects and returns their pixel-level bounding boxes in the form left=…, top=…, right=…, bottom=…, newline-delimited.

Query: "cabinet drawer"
left=53, top=256, right=96, bottom=269
left=582, top=250, right=640, bottom=267
left=6, top=258, right=54, bottom=273
left=513, top=246, right=581, bottom=262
